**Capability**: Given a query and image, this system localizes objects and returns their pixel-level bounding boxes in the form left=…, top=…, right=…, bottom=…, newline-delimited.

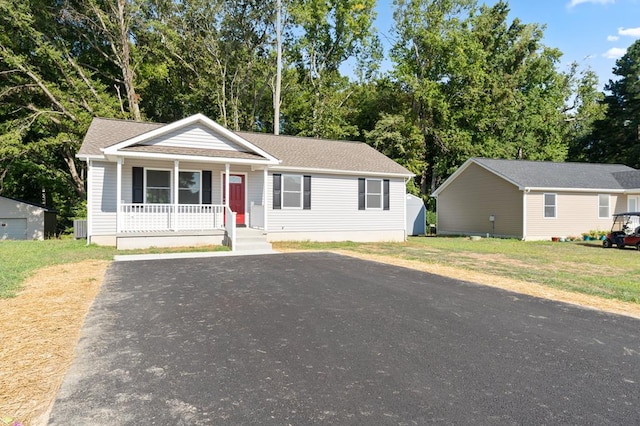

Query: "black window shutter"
left=132, top=167, right=143, bottom=203
left=202, top=170, right=212, bottom=204
left=358, top=178, right=365, bottom=210
left=383, top=179, right=390, bottom=210
left=303, top=175, right=311, bottom=210
left=273, top=174, right=281, bottom=210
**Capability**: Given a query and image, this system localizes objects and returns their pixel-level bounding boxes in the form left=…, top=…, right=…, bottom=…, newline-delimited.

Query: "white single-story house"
left=0, top=195, right=57, bottom=240
left=77, top=114, right=413, bottom=249
left=432, top=157, right=640, bottom=241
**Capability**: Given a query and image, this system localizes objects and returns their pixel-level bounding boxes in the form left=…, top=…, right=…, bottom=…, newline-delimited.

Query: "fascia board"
left=105, top=151, right=278, bottom=165
left=270, top=165, right=414, bottom=178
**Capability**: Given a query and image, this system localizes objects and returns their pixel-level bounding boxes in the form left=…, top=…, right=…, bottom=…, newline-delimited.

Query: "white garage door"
left=0, top=218, right=27, bottom=240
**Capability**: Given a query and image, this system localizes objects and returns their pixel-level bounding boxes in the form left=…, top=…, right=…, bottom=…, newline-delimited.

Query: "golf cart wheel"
left=637, top=243, right=640, bottom=251
left=603, top=239, right=613, bottom=248
left=618, top=243, right=626, bottom=249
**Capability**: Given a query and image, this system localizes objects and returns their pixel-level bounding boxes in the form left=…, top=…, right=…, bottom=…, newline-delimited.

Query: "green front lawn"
left=0, top=239, right=229, bottom=298
left=274, top=237, right=640, bottom=303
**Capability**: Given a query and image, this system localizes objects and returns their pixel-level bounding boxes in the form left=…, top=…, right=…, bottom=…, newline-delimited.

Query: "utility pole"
left=274, top=0, right=282, bottom=135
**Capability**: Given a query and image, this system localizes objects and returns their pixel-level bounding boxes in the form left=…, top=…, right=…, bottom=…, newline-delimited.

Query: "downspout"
left=522, top=188, right=529, bottom=241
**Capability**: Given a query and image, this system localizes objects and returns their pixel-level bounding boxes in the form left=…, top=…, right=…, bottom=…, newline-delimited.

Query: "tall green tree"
left=574, top=40, right=640, bottom=166
left=391, top=0, right=580, bottom=195
left=0, top=0, right=121, bottom=225
left=285, top=0, right=381, bottom=138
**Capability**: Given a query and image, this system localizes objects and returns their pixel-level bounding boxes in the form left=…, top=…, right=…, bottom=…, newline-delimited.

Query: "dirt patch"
left=0, top=260, right=110, bottom=426
left=330, top=250, right=640, bottom=320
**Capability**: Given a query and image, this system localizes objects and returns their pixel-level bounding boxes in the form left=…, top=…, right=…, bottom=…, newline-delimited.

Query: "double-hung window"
left=543, top=193, right=556, bottom=218
left=598, top=194, right=610, bottom=219
left=146, top=169, right=171, bottom=204
left=132, top=167, right=212, bottom=205
left=359, top=178, right=390, bottom=210
left=282, top=175, right=303, bottom=208
left=179, top=171, right=201, bottom=204
left=273, top=174, right=311, bottom=209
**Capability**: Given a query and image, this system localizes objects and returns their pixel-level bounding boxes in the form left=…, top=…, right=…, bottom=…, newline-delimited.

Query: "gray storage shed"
left=0, top=195, right=57, bottom=240
left=406, top=194, right=426, bottom=236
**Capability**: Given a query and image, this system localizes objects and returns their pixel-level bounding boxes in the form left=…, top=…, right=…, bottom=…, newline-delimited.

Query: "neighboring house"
left=0, top=195, right=57, bottom=240
left=432, top=158, right=640, bottom=241
left=77, top=114, right=413, bottom=249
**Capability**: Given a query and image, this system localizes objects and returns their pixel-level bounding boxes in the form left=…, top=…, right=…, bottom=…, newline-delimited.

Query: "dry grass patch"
left=0, top=260, right=110, bottom=426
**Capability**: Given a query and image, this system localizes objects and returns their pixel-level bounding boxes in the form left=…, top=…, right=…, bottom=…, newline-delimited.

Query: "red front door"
left=223, top=174, right=246, bottom=225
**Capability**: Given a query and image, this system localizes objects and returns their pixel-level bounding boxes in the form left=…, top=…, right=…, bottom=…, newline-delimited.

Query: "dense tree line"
left=0, top=0, right=634, bottom=230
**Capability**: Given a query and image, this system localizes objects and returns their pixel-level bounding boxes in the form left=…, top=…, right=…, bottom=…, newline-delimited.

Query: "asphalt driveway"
left=49, top=252, right=640, bottom=424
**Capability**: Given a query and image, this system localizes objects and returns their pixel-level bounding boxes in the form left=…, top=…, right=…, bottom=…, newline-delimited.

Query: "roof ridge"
left=473, top=157, right=630, bottom=168
left=92, top=116, right=166, bottom=125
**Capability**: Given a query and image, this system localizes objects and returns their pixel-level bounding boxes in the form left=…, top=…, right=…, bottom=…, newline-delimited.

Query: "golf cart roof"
left=613, top=212, right=640, bottom=217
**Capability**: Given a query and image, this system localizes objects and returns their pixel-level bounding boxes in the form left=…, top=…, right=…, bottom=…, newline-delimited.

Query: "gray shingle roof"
left=78, top=117, right=164, bottom=156
left=473, top=158, right=637, bottom=189
left=236, top=131, right=411, bottom=175
left=78, top=117, right=412, bottom=176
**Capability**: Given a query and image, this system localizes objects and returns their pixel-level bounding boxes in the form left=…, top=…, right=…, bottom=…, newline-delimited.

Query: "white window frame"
left=366, top=178, right=383, bottom=210
left=178, top=170, right=202, bottom=205
left=144, top=168, right=172, bottom=204
left=282, top=174, right=303, bottom=209
left=543, top=193, right=557, bottom=219
left=598, top=194, right=610, bottom=219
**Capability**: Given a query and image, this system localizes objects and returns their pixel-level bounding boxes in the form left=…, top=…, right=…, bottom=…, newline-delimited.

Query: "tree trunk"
left=116, top=0, right=141, bottom=121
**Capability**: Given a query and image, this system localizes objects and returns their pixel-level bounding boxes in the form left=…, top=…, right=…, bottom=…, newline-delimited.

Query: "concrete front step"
left=234, top=228, right=272, bottom=252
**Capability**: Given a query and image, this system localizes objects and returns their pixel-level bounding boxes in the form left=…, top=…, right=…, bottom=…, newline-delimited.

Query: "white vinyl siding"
left=142, top=124, right=244, bottom=151
left=543, top=193, right=556, bottom=219
left=598, top=194, right=610, bottom=218
left=89, top=161, right=117, bottom=235
left=267, top=173, right=405, bottom=233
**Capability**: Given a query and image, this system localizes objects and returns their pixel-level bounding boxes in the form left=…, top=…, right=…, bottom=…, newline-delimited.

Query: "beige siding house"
left=432, top=158, right=640, bottom=241
left=77, top=114, right=413, bottom=249
left=0, top=196, right=56, bottom=240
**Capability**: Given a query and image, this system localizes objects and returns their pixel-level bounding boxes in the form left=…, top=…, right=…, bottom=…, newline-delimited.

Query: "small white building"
left=0, top=195, right=57, bottom=240
left=77, top=114, right=414, bottom=249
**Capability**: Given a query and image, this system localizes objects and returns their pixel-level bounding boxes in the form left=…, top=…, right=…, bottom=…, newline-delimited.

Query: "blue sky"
left=373, top=0, right=640, bottom=90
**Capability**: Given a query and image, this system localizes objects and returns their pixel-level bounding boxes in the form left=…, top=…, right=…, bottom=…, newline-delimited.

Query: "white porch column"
left=173, top=160, right=179, bottom=231
left=263, top=167, right=268, bottom=232
left=116, top=157, right=122, bottom=233
left=224, top=163, right=230, bottom=209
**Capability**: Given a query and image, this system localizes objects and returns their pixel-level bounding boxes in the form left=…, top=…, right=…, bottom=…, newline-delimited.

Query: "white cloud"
left=568, top=0, right=614, bottom=8
left=607, top=35, right=620, bottom=41
left=618, top=27, right=640, bottom=37
left=602, top=47, right=627, bottom=59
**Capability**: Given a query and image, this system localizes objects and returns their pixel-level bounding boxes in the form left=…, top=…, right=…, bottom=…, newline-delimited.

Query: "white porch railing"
left=225, top=206, right=236, bottom=251
left=120, top=204, right=224, bottom=232
left=250, top=203, right=264, bottom=229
